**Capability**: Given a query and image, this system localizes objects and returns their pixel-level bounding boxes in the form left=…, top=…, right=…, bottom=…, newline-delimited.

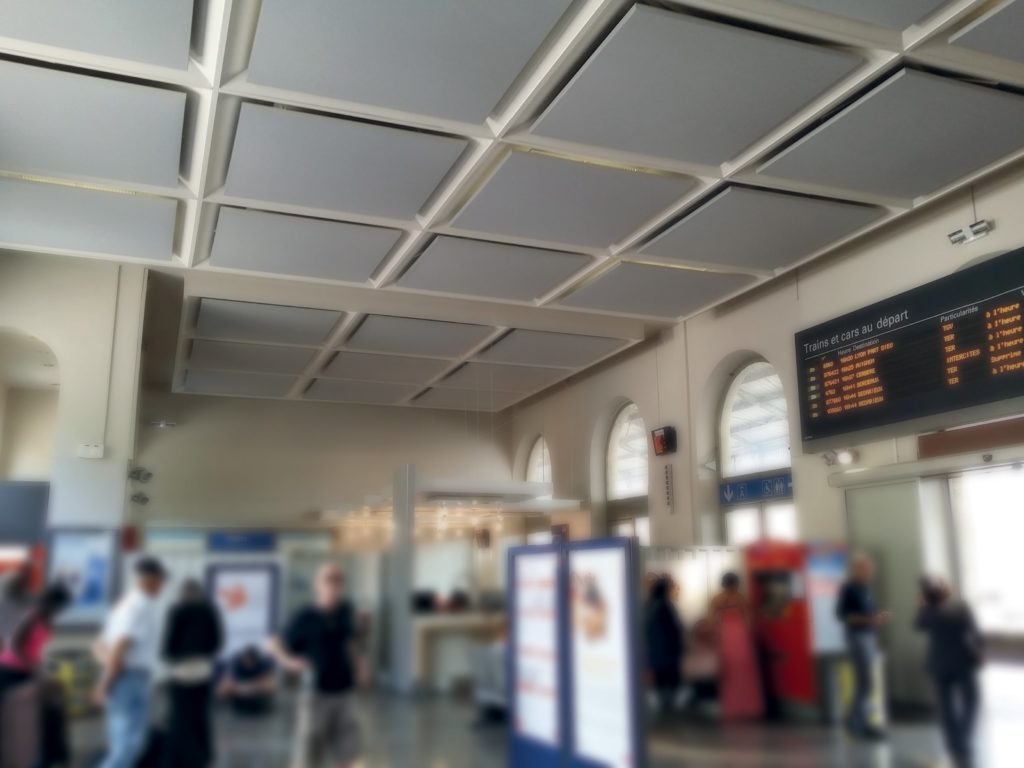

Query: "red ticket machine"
left=745, top=541, right=816, bottom=705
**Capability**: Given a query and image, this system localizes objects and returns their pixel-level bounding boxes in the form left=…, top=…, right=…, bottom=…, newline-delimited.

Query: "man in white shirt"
left=92, top=557, right=167, bottom=768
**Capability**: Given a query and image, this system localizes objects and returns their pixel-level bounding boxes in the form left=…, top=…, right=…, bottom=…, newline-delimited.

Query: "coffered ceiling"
left=3, top=0, right=1024, bottom=410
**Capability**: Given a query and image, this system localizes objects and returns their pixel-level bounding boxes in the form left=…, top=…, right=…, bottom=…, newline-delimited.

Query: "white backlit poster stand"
left=508, top=538, right=645, bottom=768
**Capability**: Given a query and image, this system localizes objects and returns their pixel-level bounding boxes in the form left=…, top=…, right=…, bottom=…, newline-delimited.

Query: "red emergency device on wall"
left=745, top=541, right=817, bottom=705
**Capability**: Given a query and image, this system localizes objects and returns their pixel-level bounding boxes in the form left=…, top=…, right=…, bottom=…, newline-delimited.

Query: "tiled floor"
left=70, top=665, right=1022, bottom=767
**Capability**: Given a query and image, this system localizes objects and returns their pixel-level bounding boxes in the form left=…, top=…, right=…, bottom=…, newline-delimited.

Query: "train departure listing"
left=795, top=248, right=1024, bottom=445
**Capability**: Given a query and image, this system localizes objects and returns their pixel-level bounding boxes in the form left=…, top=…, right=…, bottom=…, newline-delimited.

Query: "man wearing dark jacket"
left=645, top=576, right=685, bottom=715
left=915, top=577, right=984, bottom=768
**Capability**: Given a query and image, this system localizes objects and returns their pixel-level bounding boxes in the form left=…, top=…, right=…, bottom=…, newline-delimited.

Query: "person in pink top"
left=0, top=583, right=72, bottom=763
left=710, top=572, right=765, bottom=721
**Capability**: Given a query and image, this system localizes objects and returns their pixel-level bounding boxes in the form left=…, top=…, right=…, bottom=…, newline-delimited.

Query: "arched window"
left=526, top=436, right=551, bottom=485
left=720, top=362, right=790, bottom=478
left=607, top=402, right=649, bottom=500
left=719, top=362, right=796, bottom=544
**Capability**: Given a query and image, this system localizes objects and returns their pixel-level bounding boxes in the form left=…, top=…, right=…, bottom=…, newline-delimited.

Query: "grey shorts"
left=293, top=691, right=362, bottom=767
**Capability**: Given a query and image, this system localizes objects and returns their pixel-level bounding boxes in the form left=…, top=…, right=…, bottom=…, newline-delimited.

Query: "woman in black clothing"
left=162, top=579, right=224, bottom=768
left=915, top=577, right=984, bottom=768
left=645, top=575, right=685, bottom=715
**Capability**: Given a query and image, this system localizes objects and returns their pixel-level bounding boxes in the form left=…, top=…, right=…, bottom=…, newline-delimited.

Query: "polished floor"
left=70, top=665, right=1021, bottom=767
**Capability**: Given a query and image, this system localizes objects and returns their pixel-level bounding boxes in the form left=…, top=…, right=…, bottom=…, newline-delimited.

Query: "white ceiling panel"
left=189, top=340, right=314, bottom=374
left=950, top=1, right=1024, bottom=65
left=478, top=330, right=627, bottom=368
left=183, top=370, right=296, bottom=398
left=305, top=378, right=420, bottom=405
left=452, top=152, right=694, bottom=248
left=194, top=299, right=341, bottom=346
left=321, top=352, right=450, bottom=384
left=346, top=315, right=493, bottom=358
left=0, top=61, right=185, bottom=188
left=210, top=208, right=401, bottom=283
left=412, top=387, right=522, bottom=412
left=248, top=0, right=573, bottom=123
left=224, top=103, right=467, bottom=219
left=530, top=6, right=862, bottom=166
left=642, top=186, right=884, bottom=271
left=778, top=0, right=950, bottom=28
left=561, top=263, right=755, bottom=318
left=757, top=69, right=1024, bottom=199
left=0, top=178, right=176, bottom=261
left=397, top=236, right=591, bottom=302
left=438, top=362, right=567, bottom=393
left=0, top=0, right=194, bottom=69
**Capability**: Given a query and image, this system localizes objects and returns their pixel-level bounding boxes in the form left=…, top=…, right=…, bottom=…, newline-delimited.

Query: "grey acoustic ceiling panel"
left=189, top=340, right=314, bottom=375
left=210, top=208, right=401, bottom=283
left=183, top=370, right=295, bottom=398
left=530, top=6, right=862, bottom=166
left=778, top=0, right=949, bottom=28
left=560, top=263, right=755, bottom=318
left=642, top=186, right=884, bottom=271
left=0, top=0, right=194, bottom=69
left=305, top=378, right=420, bottom=405
left=347, top=315, right=493, bottom=358
left=438, top=362, right=567, bottom=393
left=194, top=299, right=341, bottom=346
left=478, top=330, right=627, bottom=368
left=224, top=103, right=467, bottom=218
left=321, top=352, right=451, bottom=385
left=397, top=236, right=591, bottom=301
left=248, top=0, right=573, bottom=123
left=413, top=387, right=522, bottom=412
left=0, top=178, right=176, bottom=261
left=950, top=1, right=1024, bottom=65
left=0, top=61, right=185, bottom=188
left=757, top=69, right=1024, bottom=199
left=452, top=151, right=694, bottom=248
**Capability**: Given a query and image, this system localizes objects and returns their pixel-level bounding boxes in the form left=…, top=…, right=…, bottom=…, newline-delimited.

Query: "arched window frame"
left=606, top=402, right=650, bottom=501
left=719, top=361, right=791, bottom=479
left=525, top=436, right=552, bottom=485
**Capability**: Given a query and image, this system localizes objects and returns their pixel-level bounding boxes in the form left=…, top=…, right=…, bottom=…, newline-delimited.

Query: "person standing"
left=0, top=583, right=72, bottom=765
left=915, top=577, right=984, bottom=768
left=710, top=572, right=764, bottom=720
left=836, top=553, right=890, bottom=740
left=645, top=576, right=685, bottom=716
left=92, top=557, right=167, bottom=768
left=162, top=579, right=224, bottom=768
left=270, top=564, right=365, bottom=768
left=0, top=566, right=33, bottom=654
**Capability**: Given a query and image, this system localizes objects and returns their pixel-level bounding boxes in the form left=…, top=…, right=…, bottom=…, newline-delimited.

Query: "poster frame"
left=206, top=562, right=281, bottom=657
left=47, top=527, right=118, bottom=627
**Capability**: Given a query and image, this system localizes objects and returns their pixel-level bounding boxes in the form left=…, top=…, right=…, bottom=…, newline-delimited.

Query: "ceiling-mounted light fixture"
left=128, top=467, right=153, bottom=483
left=948, top=219, right=993, bottom=246
left=823, top=448, right=859, bottom=467
left=149, top=419, right=177, bottom=429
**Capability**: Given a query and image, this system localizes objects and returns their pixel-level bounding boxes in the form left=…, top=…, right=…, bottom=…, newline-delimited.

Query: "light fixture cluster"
left=822, top=448, right=859, bottom=467
left=947, top=219, right=993, bottom=245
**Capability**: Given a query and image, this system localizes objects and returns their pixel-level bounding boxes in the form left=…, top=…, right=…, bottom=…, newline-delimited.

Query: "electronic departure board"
left=796, top=247, right=1024, bottom=447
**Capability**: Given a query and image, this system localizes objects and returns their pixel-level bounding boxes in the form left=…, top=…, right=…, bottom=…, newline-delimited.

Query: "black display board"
left=795, top=247, right=1024, bottom=447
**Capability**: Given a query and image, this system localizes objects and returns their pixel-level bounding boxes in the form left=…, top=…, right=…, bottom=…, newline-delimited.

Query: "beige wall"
left=0, top=388, right=58, bottom=479
left=505, top=162, right=1024, bottom=547
left=136, top=390, right=513, bottom=526
left=0, top=252, right=146, bottom=526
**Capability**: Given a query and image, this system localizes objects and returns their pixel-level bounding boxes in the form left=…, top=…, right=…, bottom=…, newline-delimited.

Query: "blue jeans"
left=846, top=632, right=877, bottom=734
left=99, top=669, right=151, bottom=768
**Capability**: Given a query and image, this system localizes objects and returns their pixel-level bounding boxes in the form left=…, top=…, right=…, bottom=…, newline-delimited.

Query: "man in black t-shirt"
left=836, top=553, right=891, bottom=741
left=270, top=565, right=364, bottom=768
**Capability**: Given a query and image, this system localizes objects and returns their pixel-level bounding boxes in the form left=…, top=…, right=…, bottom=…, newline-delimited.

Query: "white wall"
left=505, top=162, right=1024, bottom=546
left=0, top=388, right=58, bottom=479
left=136, top=390, right=513, bottom=526
left=0, top=252, right=146, bottom=526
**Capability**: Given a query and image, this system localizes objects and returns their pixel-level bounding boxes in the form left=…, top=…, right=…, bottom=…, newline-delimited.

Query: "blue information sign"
left=719, top=472, right=793, bottom=506
left=208, top=531, right=277, bottom=553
